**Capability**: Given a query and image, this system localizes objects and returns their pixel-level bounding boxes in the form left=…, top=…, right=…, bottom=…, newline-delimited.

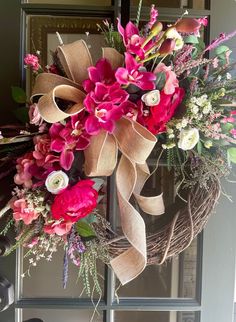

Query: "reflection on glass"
left=115, top=311, right=199, bottom=322
left=22, top=246, right=105, bottom=298
left=131, top=0, right=206, bottom=9
left=24, top=0, right=111, bottom=5
left=131, top=0, right=182, bottom=7
left=23, top=309, right=103, bottom=322
left=117, top=239, right=197, bottom=298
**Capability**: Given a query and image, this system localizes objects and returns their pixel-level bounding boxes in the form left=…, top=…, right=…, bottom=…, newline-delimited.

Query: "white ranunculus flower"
left=178, top=128, right=200, bottom=151
left=45, top=170, right=69, bottom=194
left=141, top=90, right=160, bottom=106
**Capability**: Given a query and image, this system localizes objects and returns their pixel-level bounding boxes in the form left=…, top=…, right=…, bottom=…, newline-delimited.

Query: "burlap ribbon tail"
left=32, top=40, right=165, bottom=285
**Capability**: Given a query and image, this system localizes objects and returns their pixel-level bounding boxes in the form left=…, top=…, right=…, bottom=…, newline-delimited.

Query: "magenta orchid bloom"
left=117, top=19, right=152, bottom=59
left=50, top=116, right=90, bottom=171
left=83, top=58, right=116, bottom=93
left=115, top=53, right=156, bottom=90
left=84, top=82, right=129, bottom=135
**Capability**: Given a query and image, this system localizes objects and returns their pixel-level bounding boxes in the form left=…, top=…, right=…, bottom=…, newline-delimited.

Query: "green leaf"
left=11, top=86, right=27, bottom=104
left=184, top=35, right=199, bottom=44
left=215, top=45, right=230, bottom=56
left=197, top=140, right=202, bottom=155
left=155, top=72, right=166, bottom=90
left=221, top=122, right=234, bottom=133
left=76, top=220, right=96, bottom=238
left=13, top=107, right=29, bottom=123
left=227, top=147, right=236, bottom=164
left=81, top=213, right=97, bottom=224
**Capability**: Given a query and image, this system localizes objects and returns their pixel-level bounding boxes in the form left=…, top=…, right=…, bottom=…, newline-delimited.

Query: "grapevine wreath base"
left=96, top=170, right=221, bottom=266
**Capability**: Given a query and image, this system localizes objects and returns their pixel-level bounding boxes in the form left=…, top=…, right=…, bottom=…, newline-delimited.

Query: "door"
left=0, top=1, right=236, bottom=322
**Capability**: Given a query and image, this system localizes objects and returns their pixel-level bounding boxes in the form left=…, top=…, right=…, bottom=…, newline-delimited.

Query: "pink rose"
left=44, top=221, right=73, bottom=236
left=51, top=179, right=98, bottom=223
left=154, top=63, right=179, bottom=95
left=33, top=134, right=51, bottom=167
left=11, top=198, right=39, bottom=225
left=14, top=152, right=35, bottom=188
left=24, top=54, right=40, bottom=71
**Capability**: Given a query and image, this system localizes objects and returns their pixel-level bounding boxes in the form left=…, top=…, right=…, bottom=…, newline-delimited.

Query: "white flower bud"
left=45, top=171, right=69, bottom=194
left=178, top=128, right=199, bottom=150
left=141, top=90, right=160, bottom=106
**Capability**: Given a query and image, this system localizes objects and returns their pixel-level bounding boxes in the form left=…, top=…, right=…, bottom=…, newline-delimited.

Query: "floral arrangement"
left=1, top=3, right=236, bottom=297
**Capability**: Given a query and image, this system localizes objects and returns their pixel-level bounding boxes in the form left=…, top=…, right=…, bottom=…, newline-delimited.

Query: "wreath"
left=0, top=4, right=235, bottom=296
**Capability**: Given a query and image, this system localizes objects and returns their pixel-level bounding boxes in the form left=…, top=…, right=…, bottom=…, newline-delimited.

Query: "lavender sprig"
left=63, top=246, right=69, bottom=289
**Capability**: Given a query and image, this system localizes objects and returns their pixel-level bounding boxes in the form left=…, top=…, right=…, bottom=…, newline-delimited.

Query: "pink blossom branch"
left=203, top=29, right=236, bottom=54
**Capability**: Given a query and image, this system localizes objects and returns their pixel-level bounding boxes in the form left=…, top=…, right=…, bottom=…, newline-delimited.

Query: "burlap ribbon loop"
left=31, top=39, right=165, bottom=285
left=37, top=84, right=85, bottom=123
left=57, top=40, right=93, bottom=84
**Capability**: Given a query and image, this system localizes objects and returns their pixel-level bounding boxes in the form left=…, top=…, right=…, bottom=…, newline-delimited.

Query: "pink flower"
left=230, top=128, right=236, bottom=138
left=25, top=237, right=39, bottom=248
left=24, top=54, right=40, bottom=71
left=117, top=19, right=146, bottom=58
left=139, top=87, right=185, bottom=134
left=154, top=63, right=179, bottom=95
left=198, top=16, right=208, bottom=27
left=29, top=104, right=43, bottom=126
left=115, top=53, right=156, bottom=90
left=11, top=198, right=39, bottom=225
left=51, top=179, right=98, bottom=223
left=84, top=82, right=129, bottom=135
left=14, top=152, right=35, bottom=188
left=148, top=5, right=158, bottom=29
left=50, top=116, right=90, bottom=170
left=83, top=58, right=116, bottom=93
left=44, top=221, right=73, bottom=236
left=33, top=134, right=51, bottom=167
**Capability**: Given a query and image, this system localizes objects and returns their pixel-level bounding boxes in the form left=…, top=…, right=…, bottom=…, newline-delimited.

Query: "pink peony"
left=115, top=53, right=156, bottom=90
left=154, top=63, right=179, bottom=95
left=24, top=54, right=40, bottom=71
left=14, top=152, right=35, bottom=188
left=44, top=220, right=73, bottom=236
left=51, top=179, right=98, bottom=223
left=139, top=87, right=185, bottom=135
left=11, top=198, right=39, bottom=225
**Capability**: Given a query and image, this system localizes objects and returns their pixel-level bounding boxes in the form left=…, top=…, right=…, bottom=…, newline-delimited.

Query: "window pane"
left=117, top=239, right=198, bottom=298
left=24, top=0, right=111, bottom=5
left=131, top=0, right=206, bottom=9
left=22, top=309, right=103, bottom=322
left=115, top=311, right=199, bottom=322
left=21, top=247, right=105, bottom=298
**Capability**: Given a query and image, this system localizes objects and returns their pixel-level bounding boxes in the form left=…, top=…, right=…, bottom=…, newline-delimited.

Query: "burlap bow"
left=32, top=40, right=165, bottom=285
